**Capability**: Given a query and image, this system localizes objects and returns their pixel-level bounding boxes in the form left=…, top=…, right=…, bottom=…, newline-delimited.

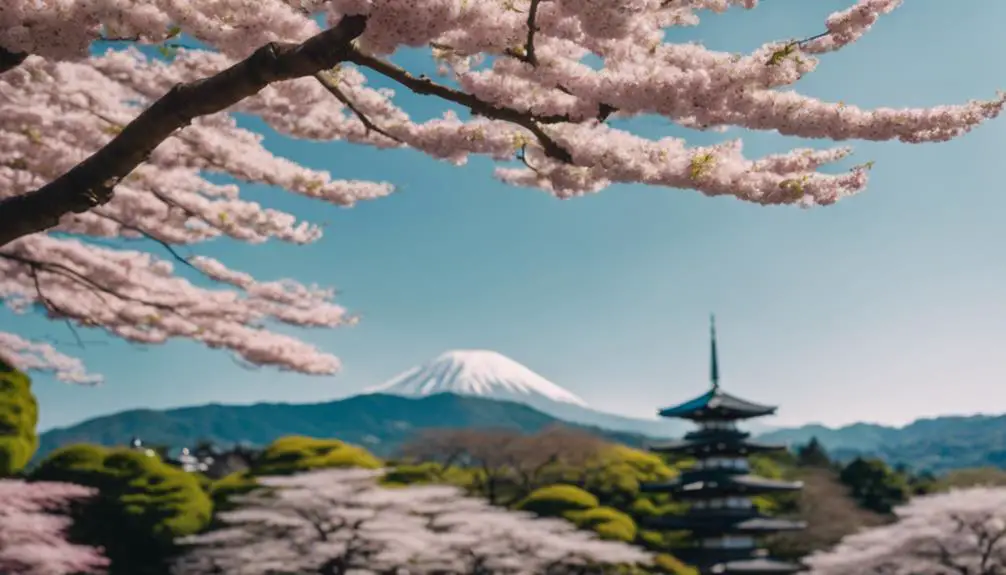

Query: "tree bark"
left=0, top=47, right=28, bottom=74
left=0, top=15, right=367, bottom=248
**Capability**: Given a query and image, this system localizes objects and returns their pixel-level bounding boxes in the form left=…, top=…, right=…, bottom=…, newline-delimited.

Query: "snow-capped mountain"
left=365, top=349, right=590, bottom=408
left=364, top=350, right=689, bottom=438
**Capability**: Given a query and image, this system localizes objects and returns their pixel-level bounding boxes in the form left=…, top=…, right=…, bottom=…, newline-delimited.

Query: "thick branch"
left=0, top=15, right=368, bottom=249
left=347, top=48, right=574, bottom=163
left=0, top=46, right=28, bottom=74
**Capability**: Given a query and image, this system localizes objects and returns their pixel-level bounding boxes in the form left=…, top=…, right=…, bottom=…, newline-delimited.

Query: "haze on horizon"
left=9, top=2, right=1006, bottom=433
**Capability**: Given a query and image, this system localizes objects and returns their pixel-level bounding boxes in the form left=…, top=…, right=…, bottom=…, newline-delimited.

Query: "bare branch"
left=0, top=15, right=369, bottom=248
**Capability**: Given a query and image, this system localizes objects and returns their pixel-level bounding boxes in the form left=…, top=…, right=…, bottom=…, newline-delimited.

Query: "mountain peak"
left=365, top=349, right=589, bottom=407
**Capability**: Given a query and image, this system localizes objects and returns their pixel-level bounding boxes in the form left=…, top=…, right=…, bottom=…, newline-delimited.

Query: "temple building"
left=640, top=316, right=806, bottom=574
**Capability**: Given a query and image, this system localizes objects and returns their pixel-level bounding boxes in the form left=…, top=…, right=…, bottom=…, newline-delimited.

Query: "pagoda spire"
left=710, top=314, right=720, bottom=390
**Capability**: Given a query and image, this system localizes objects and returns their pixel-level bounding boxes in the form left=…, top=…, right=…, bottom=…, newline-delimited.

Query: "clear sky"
left=8, top=1, right=1006, bottom=432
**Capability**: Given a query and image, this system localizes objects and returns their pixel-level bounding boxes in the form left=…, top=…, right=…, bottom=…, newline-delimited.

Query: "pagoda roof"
left=641, top=475, right=803, bottom=497
left=658, top=388, right=777, bottom=421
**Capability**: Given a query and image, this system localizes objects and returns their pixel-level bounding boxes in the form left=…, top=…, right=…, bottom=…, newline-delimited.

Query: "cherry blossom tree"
left=0, top=479, right=109, bottom=575
left=170, top=467, right=651, bottom=574
left=804, top=486, right=1006, bottom=575
left=1, top=0, right=1002, bottom=382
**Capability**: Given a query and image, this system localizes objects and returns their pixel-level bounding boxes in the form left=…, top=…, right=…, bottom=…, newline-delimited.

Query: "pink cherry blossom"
left=805, top=487, right=1006, bottom=575
left=0, top=0, right=1001, bottom=381
left=0, top=479, right=109, bottom=575
left=171, top=467, right=651, bottom=574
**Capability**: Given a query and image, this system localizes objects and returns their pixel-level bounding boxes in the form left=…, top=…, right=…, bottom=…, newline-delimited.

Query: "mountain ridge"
left=758, top=414, right=1006, bottom=473
left=33, top=392, right=654, bottom=462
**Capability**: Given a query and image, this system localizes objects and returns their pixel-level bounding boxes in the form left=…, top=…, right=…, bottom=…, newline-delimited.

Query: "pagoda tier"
left=647, top=512, right=807, bottom=535
left=648, top=435, right=785, bottom=457
left=699, top=558, right=804, bottom=575
left=641, top=473, right=803, bottom=500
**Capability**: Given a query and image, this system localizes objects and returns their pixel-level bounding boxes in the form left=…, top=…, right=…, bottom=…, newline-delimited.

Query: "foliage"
left=251, top=435, right=381, bottom=476
left=650, top=553, right=699, bottom=575
left=517, top=484, right=600, bottom=517
left=3, top=1, right=1002, bottom=382
left=0, top=479, right=108, bottom=575
left=207, top=470, right=259, bottom=512
left=796, top=438, right=833, bottom=468
left=838, top=457, right=910, bottom=514
left=380, top=461, right=475, bottom=487
left=0, top=355, right=38, bottom=476
left=765, top=468, right=891, bottom=560
left=172, top=467, right=652, bottom=574
left=805, top=487, right=1006, bottom=575
left=30, top=443, right=212, bottom=574
left=573, top=445, right=679, bottom=508
left=566, top=506, right=638, bottom=542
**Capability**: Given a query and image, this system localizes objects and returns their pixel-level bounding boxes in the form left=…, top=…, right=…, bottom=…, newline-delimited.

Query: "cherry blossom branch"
left=346, top=48, right=575, bottom=162
left=0, top=251, right=174, bottom=313
left=503, top=0, right=544, bottom=66
left=30, top=267, right=90, bottom=347
left=94, top=211, right=198, bottom=271
left=0, top=14, right=369, bottom=249
left=314, top=71, right=402, bottom=143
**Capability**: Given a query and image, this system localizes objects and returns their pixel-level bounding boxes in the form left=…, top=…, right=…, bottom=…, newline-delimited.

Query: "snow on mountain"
left=365, top=349, right=590, bottom=407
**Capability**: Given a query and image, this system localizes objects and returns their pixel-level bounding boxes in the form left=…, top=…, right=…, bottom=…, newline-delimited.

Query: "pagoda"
left=640, top=316, right=806, bottom=574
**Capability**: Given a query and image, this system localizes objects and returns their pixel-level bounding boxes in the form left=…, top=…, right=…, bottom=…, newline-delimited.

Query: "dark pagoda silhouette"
left=641, top=316, right=806, bottom=574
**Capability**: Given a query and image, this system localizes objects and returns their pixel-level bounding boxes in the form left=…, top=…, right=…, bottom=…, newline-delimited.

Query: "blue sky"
left=7, top=1, right=1006, bottom=432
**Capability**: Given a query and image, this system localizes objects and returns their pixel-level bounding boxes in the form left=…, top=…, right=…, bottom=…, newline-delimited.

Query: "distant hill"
left=35, top=392, right=654, bottom=462
left=38, top=386, right=1006, bottom=475
left=756, top=414, right=1006, bottom=474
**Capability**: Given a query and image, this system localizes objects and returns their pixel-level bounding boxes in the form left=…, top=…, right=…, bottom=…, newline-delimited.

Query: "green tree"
left=566, top=444, right=679, bottom=508
left=0, top=356, right=39, bottom=476
left=30, top=444, right=212, bottom=575
left=839, top=457, right=910, bottom=514
left=251, top=435, right=381, bottom=476
left=796, top=437, right=832, bottom=468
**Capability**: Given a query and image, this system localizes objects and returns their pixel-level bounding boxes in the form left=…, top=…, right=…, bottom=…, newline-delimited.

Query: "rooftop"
left=657, top=388, right=777, bottom=421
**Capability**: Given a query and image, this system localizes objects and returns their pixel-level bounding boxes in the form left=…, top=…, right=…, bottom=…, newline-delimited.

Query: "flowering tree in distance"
left=804, top=486, right=1006, bottom=575
left=171, top=467, right=651, bottom=574
left=1, top=0, right=1002, bottom=382
left=0, top=479, right=109, bottom=575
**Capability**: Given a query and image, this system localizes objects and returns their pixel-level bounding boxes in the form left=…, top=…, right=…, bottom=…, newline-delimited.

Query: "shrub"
left=251, top=435, right=381, bottom=476
left=566, top=506, right=637, bottom=542
left=516, top=484, right=599, bottom=517
left=0, top=358, right=38, bottom=476
left=31, top=444, right=212, bottom=575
